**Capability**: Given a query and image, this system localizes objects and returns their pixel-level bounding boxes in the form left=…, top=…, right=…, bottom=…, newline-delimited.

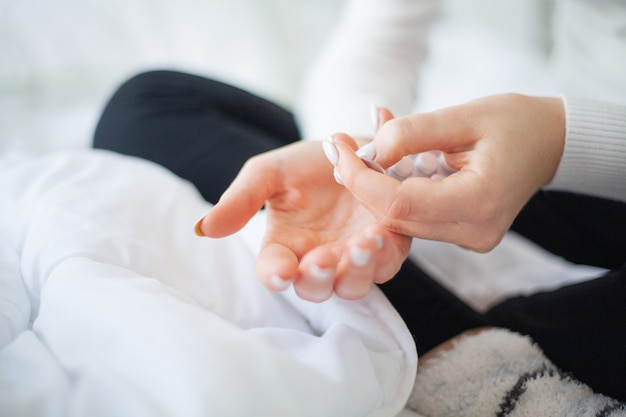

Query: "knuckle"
left=381, top=192, right=412, bottom=226
left=378, top=119, right=412, bottom=151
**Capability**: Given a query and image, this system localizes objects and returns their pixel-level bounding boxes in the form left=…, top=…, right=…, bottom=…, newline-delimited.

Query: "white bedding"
left=0, top=150, right=417, bottom=417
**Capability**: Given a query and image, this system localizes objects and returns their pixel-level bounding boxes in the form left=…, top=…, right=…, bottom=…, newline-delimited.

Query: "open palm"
left=198, top=140, right=411, bottom=302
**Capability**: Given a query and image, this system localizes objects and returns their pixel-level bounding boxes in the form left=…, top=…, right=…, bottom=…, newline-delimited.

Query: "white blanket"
left=0, top=150, right=417, bottom=417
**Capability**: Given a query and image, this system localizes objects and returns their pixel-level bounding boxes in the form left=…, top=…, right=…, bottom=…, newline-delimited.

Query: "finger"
left=256, top=241, right=300, bottom=292
left=362, top=224, right=409, bottom=284
left=371, top=105, right=396, bottom=133
left=335, top=139, right=488, bottom=242
left=372, top=105, right=479, bottom=168
left=295, top=244, right=342, bottom=302
left=378, top=107, right=395, bottom=126
left=333, top=235, right=381, bottom=300
left=198, top=157, right=275, bottom=238
left=332, top=136, right=403, bottom=220
left=336, top=130, right=480, bottom=221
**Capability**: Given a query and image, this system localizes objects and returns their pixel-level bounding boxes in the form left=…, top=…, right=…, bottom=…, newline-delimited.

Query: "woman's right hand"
left=333, top=94, right=566, bottom=252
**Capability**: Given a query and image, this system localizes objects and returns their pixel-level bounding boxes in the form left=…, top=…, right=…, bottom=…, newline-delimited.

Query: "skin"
left=196, top=140, right=411, bottom=302
left=334, top=93, right=565, bottom=252
left=196, top=93, right=566, bottom=304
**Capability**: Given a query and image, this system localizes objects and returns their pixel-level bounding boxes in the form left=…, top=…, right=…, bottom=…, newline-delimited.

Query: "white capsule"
left=414, top=151, right=439, bottom=177
left=388, top=155, right=414, bottom=180
left=437, top=152, right=456, bottom=176
left=358, top=149, right=457, bottom=181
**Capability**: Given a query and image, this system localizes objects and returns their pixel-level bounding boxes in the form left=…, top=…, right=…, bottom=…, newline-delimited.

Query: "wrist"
left=534, top=96, right=566, bottom=187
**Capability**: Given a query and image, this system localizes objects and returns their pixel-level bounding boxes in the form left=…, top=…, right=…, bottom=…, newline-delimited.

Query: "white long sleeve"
left=295, top=0, right=440, bottom=139
left=544, top=0, right=626, bottom=202
left=546, top=97, right=626, bottom=203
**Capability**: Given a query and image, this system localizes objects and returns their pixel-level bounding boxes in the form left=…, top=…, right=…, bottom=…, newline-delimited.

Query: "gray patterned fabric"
left=407, top=329, right=626, bottom=417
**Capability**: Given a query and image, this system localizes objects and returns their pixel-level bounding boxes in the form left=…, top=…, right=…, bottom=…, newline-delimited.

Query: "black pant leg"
left=493, top=190, right=626, bottom=399
left=487, top=264, right=626, bottom=401
left=379, top=260, right=493, bottom=356
left=93, top=70, right=300, bottom=203
left=512, top=191, right=626, bottom=270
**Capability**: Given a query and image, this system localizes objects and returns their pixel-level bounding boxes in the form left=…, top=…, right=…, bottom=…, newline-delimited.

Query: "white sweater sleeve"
left=545, top=96, right=626, bottom=203
left=295, top=0, right=440, bottom=140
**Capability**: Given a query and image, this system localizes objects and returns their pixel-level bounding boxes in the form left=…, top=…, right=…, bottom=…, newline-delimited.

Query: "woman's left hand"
left=195, top=140, right=411, bottom=302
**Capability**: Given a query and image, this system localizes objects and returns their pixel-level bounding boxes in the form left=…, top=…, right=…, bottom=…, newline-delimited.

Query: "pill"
left=388, top=155, right=415, bottom=180
left=414, top=151, right=439, bottom=176
left=359, top=150, right=457, bottom=181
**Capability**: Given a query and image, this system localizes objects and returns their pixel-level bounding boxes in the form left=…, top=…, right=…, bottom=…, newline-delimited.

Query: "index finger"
left=373, top=105, right=479, bottom=168
left=199, top=156, right=277, bottom=238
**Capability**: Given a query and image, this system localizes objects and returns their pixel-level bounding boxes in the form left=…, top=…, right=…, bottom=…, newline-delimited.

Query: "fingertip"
left=334, top=279, right=372, bottom=301
left=268, top=274, right=293, bottom=292
left=295, top=246, right=340, bottom=302
left=349, top=246, right=372, bottom=267
left=256, top=243, right=299, bottom=292
left=364, top=225, right=385, bottom=250
left=330, top=132, right=359, bottom=150
left=193, top=214, right=207, bottom=237
left=378, top=107, right=395, bottom=125
left=199, top=205, right=247, bottom=238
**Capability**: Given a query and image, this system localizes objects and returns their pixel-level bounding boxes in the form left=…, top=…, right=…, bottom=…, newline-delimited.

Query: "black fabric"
left=511, top=191, right=626, bottom=270
left=93, top=70, right=626, bottom=401
left=94, top=70, right=299, bottom=204
left=378, top=260, right=493, bottom=356
left=487, top=265, right=626, bottom=401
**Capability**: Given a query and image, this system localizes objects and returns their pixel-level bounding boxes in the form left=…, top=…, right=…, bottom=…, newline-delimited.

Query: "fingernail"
left=356, top=142, right=376, bottom=160
left=322, top=136, right=339, bottom=166
left=366, top=232, right=384, bottom=250
left=370, top=103, right=380, bottom=132
left=194, top=215, right=206, bottom=237
left=350, top=246, right=371, bottom=267
left=269, top=275, right=292, bottom=291
left=333, top=168, right=344, bottom=185
left=309, top=264, right=334, bottom=281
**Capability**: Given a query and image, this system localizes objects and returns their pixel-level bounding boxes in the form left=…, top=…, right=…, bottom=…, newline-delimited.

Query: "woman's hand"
left=195, top=140, right=412, bottom=302
left=333, top=94, right=565, bottom=252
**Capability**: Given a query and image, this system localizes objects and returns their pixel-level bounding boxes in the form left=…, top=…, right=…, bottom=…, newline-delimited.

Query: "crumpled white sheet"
left=0, top=150, right=417, bottom=417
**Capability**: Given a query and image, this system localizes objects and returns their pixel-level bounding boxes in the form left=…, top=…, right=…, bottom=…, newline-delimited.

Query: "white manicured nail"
left=370, top=103, right=380, bottom=132
left=269, top=275, right=291, bottom=291
left=366, top=232, right=384, bottom=250
left=356, top=142, right=376, bottom=160
left=309, top=264, right=334, bottom=281
left=322, top=137, right=339, bottom=166
left=333, top=168, right=344, bottom=185
left=350, top=246, right=371, bottom=267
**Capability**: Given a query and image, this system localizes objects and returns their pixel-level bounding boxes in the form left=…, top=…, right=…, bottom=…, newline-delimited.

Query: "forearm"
left=545, top=96, right=626, bottom=203
left=295, top=0, right=441, bottom=140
